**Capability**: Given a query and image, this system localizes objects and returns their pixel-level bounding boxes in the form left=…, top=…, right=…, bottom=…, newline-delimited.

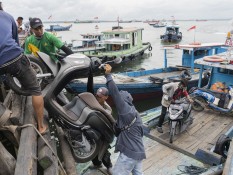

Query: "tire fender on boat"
left=203, top=55, right=225, bottom=62
left=214, top=134, right=231, bottom=158
left=148, top=46, right=152, bottom=51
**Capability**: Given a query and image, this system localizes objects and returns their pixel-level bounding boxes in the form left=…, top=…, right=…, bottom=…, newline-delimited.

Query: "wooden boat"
left=66, top=43, right=227, bottom=103
left=45, top=24, right=72, bottom=32
left=66, top=33, right=105, bottom=54
left=82, top=26, right=152, bottom=64
left=160, top=24, right=182, bottom=43
left=153, top=20, right=167, bottom=28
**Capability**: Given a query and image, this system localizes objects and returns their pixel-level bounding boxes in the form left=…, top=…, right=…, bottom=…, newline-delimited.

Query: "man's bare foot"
left=39, top=125, right=48, bottom=134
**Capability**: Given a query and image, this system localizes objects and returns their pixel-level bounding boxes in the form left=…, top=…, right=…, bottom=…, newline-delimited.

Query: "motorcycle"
left=5, top=52, right=122, bottom=163
left=189, top=85, right=233, bottom=115
left=168, top=98, right=193, bottom=143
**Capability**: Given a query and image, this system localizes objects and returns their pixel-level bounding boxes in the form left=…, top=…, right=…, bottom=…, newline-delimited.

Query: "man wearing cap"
left=95, top=87, right=112, bottom=114
left=104, top=64, right=146, bottom=175
left=24, top=17, right=73, bottom=62
left=0, top=3, right=47, bottom=133
left=92, top=87, right=113, bottom=174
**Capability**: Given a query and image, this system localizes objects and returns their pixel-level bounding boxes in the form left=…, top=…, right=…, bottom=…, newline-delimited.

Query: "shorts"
left=0, top=54, right=41, bottom=96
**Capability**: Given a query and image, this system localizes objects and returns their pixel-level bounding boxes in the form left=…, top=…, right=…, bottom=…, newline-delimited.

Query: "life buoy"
left=203, top=55, right=225, bottom=62
left=148, top=46, right=152, bottom=51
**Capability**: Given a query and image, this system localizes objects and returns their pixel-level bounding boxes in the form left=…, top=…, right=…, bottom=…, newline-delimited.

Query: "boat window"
left=218, top=68, right=228, bottom=74
left=115, top=34, right=120, bottom=37
left=183, top=50, right=190, bottom=55
left=229, top=70, right=233, bottom=75
left=126, top=34, right=130, bottom=39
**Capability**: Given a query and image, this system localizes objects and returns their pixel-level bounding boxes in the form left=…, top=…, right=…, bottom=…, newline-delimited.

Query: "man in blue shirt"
left=0, top=3, right=47, bottom=134
left=104, top=64, right=146, bottom=175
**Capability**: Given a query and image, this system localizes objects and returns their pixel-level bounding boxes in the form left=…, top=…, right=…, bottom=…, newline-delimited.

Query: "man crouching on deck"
left=104, top=64, right=146, bottom=175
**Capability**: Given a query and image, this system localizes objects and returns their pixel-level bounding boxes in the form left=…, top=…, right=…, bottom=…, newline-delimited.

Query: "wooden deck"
left=81, top=108, right=232, bottom=175
left=141, top=109, right=232, bottom=175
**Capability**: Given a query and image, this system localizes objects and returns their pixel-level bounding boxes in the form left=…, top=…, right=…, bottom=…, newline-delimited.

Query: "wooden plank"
left=195, top=148, right=223, bottom=165
left=56, top=124, right=78, bottom=175
left=14, top=96, right=37, bottom=175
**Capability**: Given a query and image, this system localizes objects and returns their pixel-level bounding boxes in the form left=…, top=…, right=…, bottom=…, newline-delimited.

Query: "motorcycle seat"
left=78, top=92, right=115, bottom=124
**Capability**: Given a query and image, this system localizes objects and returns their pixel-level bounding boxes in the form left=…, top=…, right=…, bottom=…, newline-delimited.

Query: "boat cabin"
left=71, top=33, right=103, bottom=49
left=96, top=26, right=144, bottom=52
left=165, top=25, right=179, bottom=35
left=195, top=55, right=233, bottom=88
left=163, top=43, right=227, bottom=73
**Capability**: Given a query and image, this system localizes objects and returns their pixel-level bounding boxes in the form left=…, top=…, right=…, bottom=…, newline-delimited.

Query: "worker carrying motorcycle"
left=157, top=77, right=193, bottom=133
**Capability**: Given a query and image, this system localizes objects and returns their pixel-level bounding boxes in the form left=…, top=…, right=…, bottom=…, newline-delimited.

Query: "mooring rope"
left=18, top=124, right=68, bottom=175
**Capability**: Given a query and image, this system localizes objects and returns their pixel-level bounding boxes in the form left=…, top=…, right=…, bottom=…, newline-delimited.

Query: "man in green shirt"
left=24, top=18, right=73, bottom=61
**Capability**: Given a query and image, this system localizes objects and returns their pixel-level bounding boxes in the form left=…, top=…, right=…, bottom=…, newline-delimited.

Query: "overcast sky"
left=1, top=0, right=233, bottom=21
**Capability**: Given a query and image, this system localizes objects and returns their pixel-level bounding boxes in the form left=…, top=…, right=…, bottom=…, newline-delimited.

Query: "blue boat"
left=160, top=24, right=182, bottom=43
left=66, top=43, right=227, bottom=103
left=45, top=24, right=72, bottom=32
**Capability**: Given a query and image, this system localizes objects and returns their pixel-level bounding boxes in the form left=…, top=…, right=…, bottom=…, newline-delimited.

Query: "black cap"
left=30, top=18, right=43, bottom=29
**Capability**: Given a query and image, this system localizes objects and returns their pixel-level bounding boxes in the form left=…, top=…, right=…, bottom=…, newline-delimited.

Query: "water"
left=45, top=20, right=231, bottom=111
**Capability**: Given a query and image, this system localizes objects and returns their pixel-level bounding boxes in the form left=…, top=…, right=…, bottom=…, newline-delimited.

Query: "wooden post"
left=0, top=141, right=16, bottom=175
left=56, top=124, right=78, bottom=175
left=38, top=115, right=59, bottom=174
left=14, top=96, right=37, bottom=175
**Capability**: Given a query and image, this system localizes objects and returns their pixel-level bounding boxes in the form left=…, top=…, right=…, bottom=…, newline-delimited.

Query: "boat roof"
left=166, top=24, right=179, bottom=28
left=96, top=38, right=130, bottom=44
left=72, top=38, right=99, bottom=42
left=163, top=43, right=226, bottom=50
left=80, top=33, right=103, bottom=37
left=102, top=27, right=143, bottom=33
left=194, top=56, right=233, bottom=70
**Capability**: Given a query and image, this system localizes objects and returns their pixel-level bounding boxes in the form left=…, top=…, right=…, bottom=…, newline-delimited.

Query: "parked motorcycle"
left=189, top=85, right=233, bottom=114
left=5, top=52, right=122, bottom=163
left=168, top=98, right=193, bottom=143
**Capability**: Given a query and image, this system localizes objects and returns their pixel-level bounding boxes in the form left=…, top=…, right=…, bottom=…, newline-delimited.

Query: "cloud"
left=2, top=0, right=232, bottom=21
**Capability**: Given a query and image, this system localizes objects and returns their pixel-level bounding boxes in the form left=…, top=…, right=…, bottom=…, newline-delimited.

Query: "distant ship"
left=196, top=19, right=208, bottom=22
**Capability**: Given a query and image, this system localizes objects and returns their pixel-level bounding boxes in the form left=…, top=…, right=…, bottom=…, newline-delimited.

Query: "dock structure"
left=0, top=90, right=78, bottom=175
left=1, top=89, right=233, bottom=174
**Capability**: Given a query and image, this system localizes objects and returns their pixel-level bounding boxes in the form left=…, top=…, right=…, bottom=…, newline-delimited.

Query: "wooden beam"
left=38, top=115, right=59, bottom=174
left=14, top=96, right=37, bottom=175
left=195, top=148, right=224, bottom=166
left=56, top=124, right=78, bottom=175
left=0, top=141, right=16, bottom=175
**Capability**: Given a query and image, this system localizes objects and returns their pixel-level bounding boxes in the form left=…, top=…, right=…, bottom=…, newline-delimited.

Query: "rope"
left=177, top=165, right=207, bottom=175
left=18, top=124, right=68, bottom=175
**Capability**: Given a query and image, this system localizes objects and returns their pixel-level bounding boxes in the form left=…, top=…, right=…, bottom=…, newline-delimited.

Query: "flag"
left=94, top=16, right=98, bottom=19
left=187, top=25, right=196, bottom=31
left=48, top=15, right=52, bottom=20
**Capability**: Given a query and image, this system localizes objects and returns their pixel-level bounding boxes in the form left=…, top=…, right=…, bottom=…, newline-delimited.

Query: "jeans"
left=112, top=153, right=143, bottom=175
left=157, top=105, right=168, bottom=127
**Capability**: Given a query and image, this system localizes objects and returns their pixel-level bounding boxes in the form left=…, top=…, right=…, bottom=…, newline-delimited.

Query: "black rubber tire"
left=29, top=56, right=50, bottom=89
left=148, top=46, right=152, bottom=51
left=73, top=138, right=102, bottom=163
left=192, top=97, right=205, bottom=111
left=214, top=134, right=232, bottom=158
left=169, top=121, right=176, bottom=143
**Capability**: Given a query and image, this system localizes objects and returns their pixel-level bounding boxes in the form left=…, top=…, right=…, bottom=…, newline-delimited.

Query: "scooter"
left=189, top=85, right=233, bottom=114
left=168, top=98, right=193, bottom=143
left=5, top=52, right=121, bottom=163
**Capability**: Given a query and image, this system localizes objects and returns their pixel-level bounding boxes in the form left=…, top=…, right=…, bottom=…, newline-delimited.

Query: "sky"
left=1, top=0, right=233, bottom=21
